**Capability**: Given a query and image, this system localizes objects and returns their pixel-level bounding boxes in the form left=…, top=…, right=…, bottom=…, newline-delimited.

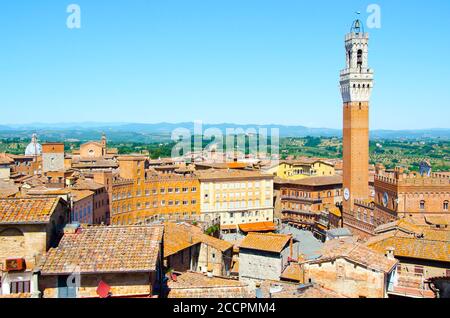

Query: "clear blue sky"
left=1, top=0, right=449, bottom=129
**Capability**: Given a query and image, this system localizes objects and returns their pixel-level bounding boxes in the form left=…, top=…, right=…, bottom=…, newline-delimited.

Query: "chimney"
left=289, top=237, right=294, bottom=258
left=385, top=247, right=395, bottom=260
left=63, top=223, right=81, bottom=234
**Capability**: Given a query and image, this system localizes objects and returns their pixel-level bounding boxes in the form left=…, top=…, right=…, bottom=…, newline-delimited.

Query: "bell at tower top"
left=340, top=14, right=374, bottom=103
left=350, top=18, right=364, bottom=34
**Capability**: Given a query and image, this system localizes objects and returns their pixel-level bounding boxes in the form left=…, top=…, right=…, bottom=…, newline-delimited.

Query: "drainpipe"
left=158, top=234, right=165, bottom=298
left=31, top=270, right=41, bottom=298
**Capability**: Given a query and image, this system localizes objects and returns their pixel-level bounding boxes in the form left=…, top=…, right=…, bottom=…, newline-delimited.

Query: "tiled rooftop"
left=0, top=293, right=33, bottom=298
left=239, top=232, right=291, bottom=253
left=70, top=190, right=94, bottom=202
left=0, top=181, right=19, bottom=198
left=238, top=221, right=276, bottom=233
left=313, top=239, right=398, bottom=273
left=40, top=225, right=163, bottom=274
left=195, top=169, right=273, bottom=181
left=167, top=271, right=249, bottom=298
left=280, top=263, right=303, bottom=282
left=275, top=175, right=342, bottom=187
left=257, top=280, right=345, bottom=298
left=164, top=222, right=233, bottom=257
left=73, top=179, right=105, bottom=191
left=0, top=197, right=61, bottom=224
left=366, top=230, right=450, bottom=263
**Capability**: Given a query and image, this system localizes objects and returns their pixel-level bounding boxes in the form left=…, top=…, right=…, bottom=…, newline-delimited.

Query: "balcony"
left=281, top=195, right=322, bottom=204
left=281, top=209, right=317, bottom=217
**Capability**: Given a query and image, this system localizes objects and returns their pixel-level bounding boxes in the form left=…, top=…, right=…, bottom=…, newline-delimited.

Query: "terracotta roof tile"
left=195, top=169, right=273, bottom=181
left=40, top=225, right=163, bottom=274
left=238, top=222, right=276, bottom=233
left=314, top=239, right=398, bottom=273
left=0, top=197, right=61, bottom=224
left=70, top=190, right=94, bottom=202
left=258, top=280, right=346, bottom=298
left=281, top=263, right=303, bottom=282
left=275, top=175, right=342, bottom=187
left=239, top=232, right=291, bottom=253
left=167, top=271, right=249, bottom=298
left=164, top=222, right=232, bottom=257
left=367, top=229, right=450, bottom=263
left=0, top=293, right=33, bottom=298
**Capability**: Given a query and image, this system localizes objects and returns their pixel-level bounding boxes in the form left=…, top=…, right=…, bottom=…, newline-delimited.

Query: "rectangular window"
left=10, top=281, right=31, bottom=294
left=414, top=265, right=424, bottom=275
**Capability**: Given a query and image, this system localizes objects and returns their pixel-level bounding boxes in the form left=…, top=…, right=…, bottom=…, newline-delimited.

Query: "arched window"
left=420, top=200, right=425, bottom=210
left=444, top=201, right=449, bottom=211
left=357, top=49, right=363, bottom=69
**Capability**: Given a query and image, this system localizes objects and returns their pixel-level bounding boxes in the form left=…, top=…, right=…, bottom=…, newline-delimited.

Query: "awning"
left=238, top=222, right=276, bottom=233
left=221, top=224, right=238, bottom=231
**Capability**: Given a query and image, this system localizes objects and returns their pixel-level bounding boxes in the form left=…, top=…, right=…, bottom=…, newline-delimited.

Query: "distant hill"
left=0, top=122, right=449, bottom=142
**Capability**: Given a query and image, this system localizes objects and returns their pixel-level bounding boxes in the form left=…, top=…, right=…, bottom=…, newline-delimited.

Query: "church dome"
left=25, top=134, right=42, bottom=156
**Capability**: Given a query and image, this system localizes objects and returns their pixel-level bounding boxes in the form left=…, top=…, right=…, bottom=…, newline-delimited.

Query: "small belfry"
left=340, top=17, right=374, bottom=223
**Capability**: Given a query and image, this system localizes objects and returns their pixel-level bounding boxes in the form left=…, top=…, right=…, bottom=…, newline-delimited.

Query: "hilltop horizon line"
left=1, top=121, right=449, bottom=132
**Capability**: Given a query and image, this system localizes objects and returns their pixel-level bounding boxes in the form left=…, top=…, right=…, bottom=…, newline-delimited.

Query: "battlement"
left=375, top=171, right=450, bottom=187
left=112, top=178, right=134, bottom=186
left=345, top=32, right=369, bottom=41
left=354, top=199, right=375, bottom=210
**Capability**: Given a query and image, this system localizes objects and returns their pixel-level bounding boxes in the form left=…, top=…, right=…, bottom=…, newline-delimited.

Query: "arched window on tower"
left=420, top=200, right=425, bottom=210
left=357, top=49, right=363, bottom=71
left=444, top=201, right=449, bottom=211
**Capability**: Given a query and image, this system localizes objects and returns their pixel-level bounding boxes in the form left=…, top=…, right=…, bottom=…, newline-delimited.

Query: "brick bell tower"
left=340, top=18, right=374, bottom=214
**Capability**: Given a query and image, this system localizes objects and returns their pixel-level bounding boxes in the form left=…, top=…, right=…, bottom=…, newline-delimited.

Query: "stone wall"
left=0, top=224, right=48, bottom=270
left=167, top=245, right=200, bottom=273
left=0, top=200, right=68, bottom=270
left=40, top=272, right=154, bottom=298
left=304, top=258, right=387, bottom=298
left=197, top=243, right=232, bottom=276
left=239, top=249, right=282, bottom=282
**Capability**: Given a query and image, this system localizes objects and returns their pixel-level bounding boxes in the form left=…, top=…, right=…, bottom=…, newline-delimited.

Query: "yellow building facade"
left=196, top=170, right=274, bottom=228
left=267, top=160, right=335, bottom=180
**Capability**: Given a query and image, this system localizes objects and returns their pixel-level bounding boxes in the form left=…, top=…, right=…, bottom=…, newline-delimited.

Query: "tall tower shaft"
left=340, top=20, right=374, bottom=213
